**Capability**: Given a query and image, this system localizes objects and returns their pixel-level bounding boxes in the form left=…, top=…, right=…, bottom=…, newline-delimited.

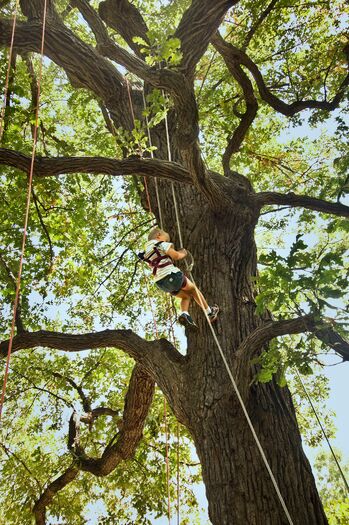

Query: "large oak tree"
left=0, top=0, right=349, bottom=523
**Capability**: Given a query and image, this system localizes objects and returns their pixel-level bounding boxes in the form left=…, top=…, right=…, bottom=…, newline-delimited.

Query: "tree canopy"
left=0, top=0, right=348, bottom=523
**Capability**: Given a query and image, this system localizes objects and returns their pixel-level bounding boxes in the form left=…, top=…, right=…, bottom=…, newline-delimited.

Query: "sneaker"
left=207, top=305, right=219, bottom=323
left=178, top=313, right=198, bottom=330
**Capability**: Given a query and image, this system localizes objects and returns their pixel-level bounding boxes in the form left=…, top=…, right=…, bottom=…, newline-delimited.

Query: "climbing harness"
left=0, top=0, right=48, bottom=422
left=137, top=242, right=173, bottom=276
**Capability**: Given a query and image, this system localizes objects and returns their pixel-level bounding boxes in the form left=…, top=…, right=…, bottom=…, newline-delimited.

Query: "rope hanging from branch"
left=160, top=92, right=295, bottom=525
left=126, top=79, right=172, bottom=524
left=132, top=74, right=349, bottom=521
left=140, top=80, right=295, bottom=525
left=295, top=368, right=349, bottom=495
left=0, top=0, right=49, bottom=422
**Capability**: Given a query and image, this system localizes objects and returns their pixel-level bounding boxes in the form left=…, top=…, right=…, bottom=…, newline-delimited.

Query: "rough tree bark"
left=147, top=181, right=329, bottom=525
left=1, top=0, right=348, bottom=523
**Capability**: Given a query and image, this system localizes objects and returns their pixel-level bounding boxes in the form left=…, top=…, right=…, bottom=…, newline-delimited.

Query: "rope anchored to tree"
left=0, top=0, right=49, bottom=423
left=139, top=82, right=295, bottom=525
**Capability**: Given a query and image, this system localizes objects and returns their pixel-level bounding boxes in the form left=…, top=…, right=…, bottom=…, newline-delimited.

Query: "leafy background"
left=0, top=0, right=348, bottom=523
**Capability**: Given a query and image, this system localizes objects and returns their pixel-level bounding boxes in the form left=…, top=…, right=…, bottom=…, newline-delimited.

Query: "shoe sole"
left=178, top=317, right=198, bottom=331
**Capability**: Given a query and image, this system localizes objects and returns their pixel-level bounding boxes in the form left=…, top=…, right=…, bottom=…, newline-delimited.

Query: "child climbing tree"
left=0, top=0, right=348, bottom=523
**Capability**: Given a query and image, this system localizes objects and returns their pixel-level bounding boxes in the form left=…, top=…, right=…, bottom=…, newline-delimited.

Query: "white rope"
left=160, top=98, right=294, bottom=525
left=295, top=368, right=349, bottom=494
left=142, top=90, right=164, bottom=230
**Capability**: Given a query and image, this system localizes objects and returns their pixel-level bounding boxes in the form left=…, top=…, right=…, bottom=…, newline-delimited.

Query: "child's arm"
left=166, top=246, right=187, bottom=261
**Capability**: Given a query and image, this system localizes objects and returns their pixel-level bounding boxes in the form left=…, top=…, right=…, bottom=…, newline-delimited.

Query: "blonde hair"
left=148, top=227, right=164, bottom=240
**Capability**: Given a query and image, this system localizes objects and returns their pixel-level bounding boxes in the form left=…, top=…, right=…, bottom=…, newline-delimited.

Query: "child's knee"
left=182, top=282, right=195, bottom=294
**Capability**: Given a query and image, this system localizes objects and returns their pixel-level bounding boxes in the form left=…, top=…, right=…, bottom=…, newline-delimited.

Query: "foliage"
left=314, top=450, right=349, bottom=525
left=0, top=0, right=348, bottom=523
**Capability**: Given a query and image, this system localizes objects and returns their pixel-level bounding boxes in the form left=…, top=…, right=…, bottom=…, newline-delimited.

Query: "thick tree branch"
left=77, top=365, right=155, bottom=475
left=98, top=0, right=149, bottom=57
left=212, top=32, right=258, bottom=174
left=175, top=0, right=238, bottom=80
left=33, top=466, right=79, bottom=525
left=211, top=36, right=349, bottom=116
left=70, top=0, right=109, bottom=45
left=237, top=315, right=349, bottom=361
left=0, top=147, right=192, bottom=183
left=255, top=191, right=349, bottom=218
left=0, top=16, right=130, bottom=128
left=0, top=328, right=183, bottom=379
left=34, top=364, right=154, bottom=523
left=0, top=146, right=235, bottom=209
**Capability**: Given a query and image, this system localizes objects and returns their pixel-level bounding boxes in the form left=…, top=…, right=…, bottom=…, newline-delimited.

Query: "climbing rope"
left=0, top=0, right=49, bottom=422
left=126, top=79, right=172, bottom=524
left=294, top=368, right=349, bottom=494
left=159, top=90, right=295, bottom=525
left=176, top=420, right=180, bottom=525
left=115, top=73, right=295, bottom=523
left=142, top=90, right=164, bottom=230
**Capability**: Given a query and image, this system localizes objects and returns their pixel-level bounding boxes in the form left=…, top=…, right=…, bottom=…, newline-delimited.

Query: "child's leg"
left=176, top=290, right=191, bottom=312
left=181, top=279, right=209, bottom=311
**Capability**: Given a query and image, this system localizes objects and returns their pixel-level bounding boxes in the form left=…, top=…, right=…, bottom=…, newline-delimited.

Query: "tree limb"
left=211, top=32, right=258, bottom=175
left=237, top=315, right=349, bottom=361
left=70, top=0, right=109, bottom=45
left=0, top=147, right=192, bottom=183
left=255, top=190, right=349, bottom=218
left=33, top=465, right=79, bottom=525
left=33, top=364, right=154, bottom=523
left=98, top=0, right=149, bottom=57
left=211, top=36, right=349, bottom=116
left=0, top=146, right=236, bottom=209
left=175, top=0, right=239, bottom=80
left=0, top=16, right=130, bottom=128
left=0, top=328, right=183, bottom=379
left=76, top=364, right=155, bottom=475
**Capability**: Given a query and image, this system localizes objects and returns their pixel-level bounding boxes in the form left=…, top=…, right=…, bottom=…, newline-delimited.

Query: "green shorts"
left=155, top=272, right=187, bottom=296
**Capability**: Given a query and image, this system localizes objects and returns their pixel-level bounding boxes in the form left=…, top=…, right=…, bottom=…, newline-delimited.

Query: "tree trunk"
left=190, top=382, right=328, bottom=525
left=149, top=180, right=328, bottom=525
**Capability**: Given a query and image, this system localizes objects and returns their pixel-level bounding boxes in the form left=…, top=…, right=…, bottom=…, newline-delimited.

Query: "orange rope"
left=176, top=421, right=180, bottom=525
left=0, top=0, right=49, bottom=422
left=0, top=0, right=20, bottom=143
left=166, top=301, right=181, bottom=525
